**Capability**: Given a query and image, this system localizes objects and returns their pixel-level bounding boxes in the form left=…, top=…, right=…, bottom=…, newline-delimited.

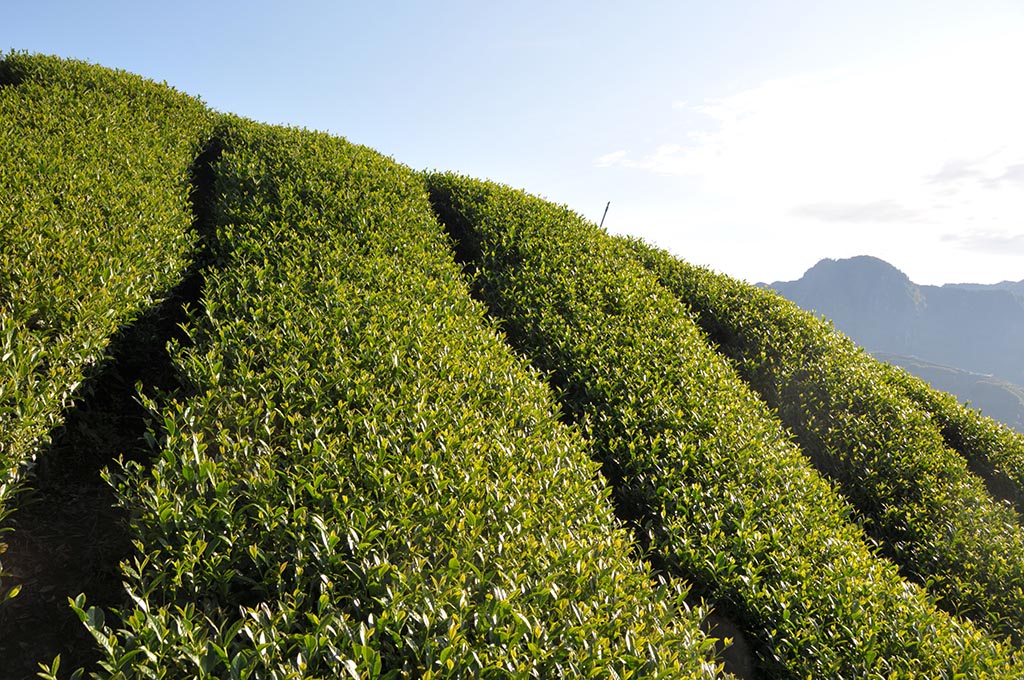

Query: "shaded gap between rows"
left=0, top=135, right=221, bottom=679
left=426, top=186, right=762, bottom=680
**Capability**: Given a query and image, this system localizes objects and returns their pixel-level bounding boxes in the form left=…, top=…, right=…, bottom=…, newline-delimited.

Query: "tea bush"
left=80, top=119, right=723, bottom=678
left=879, top=361, right=1024, bottom=514
left=621, top=237, right=1024, bottom=643
left=427, top=173, right=1021, bottom=678
left=0, top=52, right=212, bottom=603
left=12, top=54, right=1024, bottom=677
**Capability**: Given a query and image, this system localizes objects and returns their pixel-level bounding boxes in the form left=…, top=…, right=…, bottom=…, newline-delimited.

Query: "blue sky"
left=6, top=1, right=1024, bottom=284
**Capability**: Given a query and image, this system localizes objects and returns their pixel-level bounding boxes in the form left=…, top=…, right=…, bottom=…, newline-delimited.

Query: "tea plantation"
left=4, top=53, right=1024, bottom=678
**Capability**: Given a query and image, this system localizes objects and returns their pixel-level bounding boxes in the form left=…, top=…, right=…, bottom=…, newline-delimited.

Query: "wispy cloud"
left=942, top=230, right=1024, bottom=254
left=594, top=150, right=628, bottom=168
left=617, top=144, right=702, bottom=176
left=598, top=35, right=1024, bottom=219
left=928, top=156, right=1024, bottom=191
left=928, top=158, right=985, bottom=186
left=989, top=162, right=1024, bottom=188
left=596, top=34, right=1024, bottom=283
left=792, top=200, right=922, bottom=223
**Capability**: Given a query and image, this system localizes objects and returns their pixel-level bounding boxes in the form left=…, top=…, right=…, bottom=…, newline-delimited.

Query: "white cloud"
left=598, top=34, right=1024, bottom=283
left=990, top=163, right=1024, bottom=188
left=607, top=56, right=1024, bottom=202
left=791, top=200, right=923, bottom=224
left=942, top=230, right=1024, bottom=255
left=594, top=150, right=628, bottom=167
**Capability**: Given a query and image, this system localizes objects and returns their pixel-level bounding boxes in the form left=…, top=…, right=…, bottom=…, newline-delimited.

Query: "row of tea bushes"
left=79, top=119, right=724, bottom=677
left=0, top=53, right=211, bottom=602
left=621, top=237, right=1024, bottom=643
left=426, top=173, right=1021, bottom=678
left=878, top=361, right=1024, bottom=513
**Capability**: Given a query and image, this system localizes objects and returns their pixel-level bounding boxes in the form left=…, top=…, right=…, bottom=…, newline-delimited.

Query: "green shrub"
left=427, top=173, right=1021, bottom=678
left=622, top=237, right=1024, bottom=643
left=82, top=120, right=723, bottom=678
left=0, top=52, right=212, bottom=603
left=879, top=361, right=1024, bottom=513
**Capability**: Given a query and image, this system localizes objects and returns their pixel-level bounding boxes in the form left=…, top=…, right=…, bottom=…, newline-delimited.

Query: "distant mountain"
left=874, top=352, right=1024, bottom=433
left=768, top=256, right=1024, bottom=430
left=768, top=256, right=925, bottom=356
left=945, top=280, right=1024, bottom=297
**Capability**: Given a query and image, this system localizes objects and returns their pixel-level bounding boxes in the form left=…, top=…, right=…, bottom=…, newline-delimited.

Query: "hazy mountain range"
left=766, top=256, right=1024, bottom=432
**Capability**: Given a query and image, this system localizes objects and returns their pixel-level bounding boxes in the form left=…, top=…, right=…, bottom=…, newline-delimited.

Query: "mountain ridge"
left=767, top=255, right=1024, bottom=391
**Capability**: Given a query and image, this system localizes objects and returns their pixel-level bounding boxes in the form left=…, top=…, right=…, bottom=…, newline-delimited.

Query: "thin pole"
left=598, top=201, right=610, bottom=229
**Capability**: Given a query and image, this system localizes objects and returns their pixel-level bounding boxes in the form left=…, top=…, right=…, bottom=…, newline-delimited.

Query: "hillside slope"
left=83, top=117, right=726, bottom=678
left=0, top=54, right=213, bottom=673
left=428, top=174, right=1023, bottom=676
left=874, top=352, right=1024, bottom=434
left=4, top=54, right=1024, bottom=678
left=623, top=240, right=1024, bottom=642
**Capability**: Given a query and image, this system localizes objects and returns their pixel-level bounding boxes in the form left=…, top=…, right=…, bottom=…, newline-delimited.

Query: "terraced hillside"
left=4, top=53, right=1024, bottom=678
